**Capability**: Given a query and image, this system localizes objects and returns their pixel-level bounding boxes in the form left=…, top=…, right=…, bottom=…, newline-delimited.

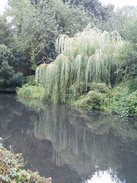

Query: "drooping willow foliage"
left=36, top=26, right=124, bottom=103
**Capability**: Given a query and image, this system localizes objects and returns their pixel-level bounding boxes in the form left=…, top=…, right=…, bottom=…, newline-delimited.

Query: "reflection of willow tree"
left=33, top=105, right=137, bottom=182
left=0, top=95, right=83, bottom=183
left=13, top=98, right=137, bottom=183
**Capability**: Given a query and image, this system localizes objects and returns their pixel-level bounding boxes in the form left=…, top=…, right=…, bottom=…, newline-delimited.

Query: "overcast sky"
left=0, top=0, right=8, bottom=14
left=100, top=0, right=137, bottom=8
left=0, top=0, right=137, bottom=14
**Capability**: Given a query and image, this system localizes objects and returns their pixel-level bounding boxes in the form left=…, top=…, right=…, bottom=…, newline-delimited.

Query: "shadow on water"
left=0, top=94, right=137, bottom=183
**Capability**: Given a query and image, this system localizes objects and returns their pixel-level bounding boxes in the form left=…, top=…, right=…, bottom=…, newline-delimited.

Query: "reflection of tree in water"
left=0, top=94, right=22, bottom=129
left=1, top=96, right=137, bottom=183
left=0, top=94, right=35, bottom=130
left=0, top=95, right=83, bottom=183
left=33, top=105, right=137, bottom=183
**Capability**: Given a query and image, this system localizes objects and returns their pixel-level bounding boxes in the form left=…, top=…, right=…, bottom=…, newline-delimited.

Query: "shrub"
left=109, top=85, right=137, bottom=116
left=73, top=90, right=106, bottom=109
left=17, top=84, right=45, bottom=100
left=125, top=91, right=137, bottom=115
left=90, top=82, right=111, bottom=94
left=0, top=141, right=51, bottom=183
left=73, top=83, right=137, bottom=117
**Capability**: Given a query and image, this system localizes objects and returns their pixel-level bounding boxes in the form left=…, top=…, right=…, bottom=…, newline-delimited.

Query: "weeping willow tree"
left=36, top=25, right=124, bottom=103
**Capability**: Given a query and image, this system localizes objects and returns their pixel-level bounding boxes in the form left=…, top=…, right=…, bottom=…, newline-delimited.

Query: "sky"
left=100, top=0, right=137, bottom=8
left=0, top=0, right=8, bottom=14
left=0, top=0, right=137, bottom=14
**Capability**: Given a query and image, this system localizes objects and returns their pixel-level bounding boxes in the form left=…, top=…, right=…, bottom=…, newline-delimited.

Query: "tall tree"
left=64, top=0, right=115, bottom=30
left=0, top=15, right=14, bottom=47
left=8, top=0, right=90, bottom=69
left=0, top=45, right=24, bottom=89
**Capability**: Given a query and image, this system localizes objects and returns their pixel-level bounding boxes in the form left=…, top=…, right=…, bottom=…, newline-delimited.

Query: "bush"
left=125, top=91, right=137, bottom=115
left=72, top=83, right=111, bottom=110
left=73, top=83, right=137, bottom=117
left=90, top=82, right=111, bottom=94
left=128, top=78, right=137, bottom=91
left=73, top=90, right=106, bottom=109
left=17, top=84, right=45, bottom=100
left=0, top=140, right=51, bottom=183
left=109, top=85, right=137, bottom=116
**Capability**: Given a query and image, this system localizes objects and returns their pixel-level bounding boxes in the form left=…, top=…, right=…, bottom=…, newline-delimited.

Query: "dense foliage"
left=73, top=83, right=137, bottom=117
left=0, top=140, right=51, bottom=183
left=0, top=45, right=24, bottom=89
left=8, top=0, right=90, bottom=70
left=0, top=0, right=137, bottom=116
left=35, top=26, right=124, bottom=103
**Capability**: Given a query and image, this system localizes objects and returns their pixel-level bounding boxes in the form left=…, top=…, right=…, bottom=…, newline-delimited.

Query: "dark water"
left=0, top=94, right=137, bottom=183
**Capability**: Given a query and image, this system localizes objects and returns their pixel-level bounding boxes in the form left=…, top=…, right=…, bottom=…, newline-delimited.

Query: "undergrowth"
left=0, top=140, right=51, bottom=183
left=17, top=83, right=45, bottom=100
left=73, top=83, right=137, bottom=117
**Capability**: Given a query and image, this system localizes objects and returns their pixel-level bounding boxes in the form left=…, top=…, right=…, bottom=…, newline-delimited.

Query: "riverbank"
left=17, top=82, right=137, bottom=117
left=0, top=139, right=52, bottom=183
left=0, top=88, right=16, bottom=93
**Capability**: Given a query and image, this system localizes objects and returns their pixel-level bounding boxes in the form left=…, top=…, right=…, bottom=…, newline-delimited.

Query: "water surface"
left=0, top=94, right=137, bottom=183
